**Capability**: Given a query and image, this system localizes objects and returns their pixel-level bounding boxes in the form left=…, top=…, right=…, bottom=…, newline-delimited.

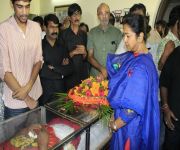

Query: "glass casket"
left=45, top=97, right=112, bottom=150
left=0, top=107, right=86, bottom=150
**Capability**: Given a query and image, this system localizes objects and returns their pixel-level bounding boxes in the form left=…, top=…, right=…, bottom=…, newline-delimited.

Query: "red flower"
left=86, top=90, right=92, bottom=96
left=99, top=89, right=104, bottom=97
left=78, top=87, right=82, bottom=92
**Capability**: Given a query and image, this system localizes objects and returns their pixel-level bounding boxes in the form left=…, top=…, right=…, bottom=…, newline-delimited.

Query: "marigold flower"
left=101, top=80, right=108, bottom=88
left=68, top=77, right=109, bottom=105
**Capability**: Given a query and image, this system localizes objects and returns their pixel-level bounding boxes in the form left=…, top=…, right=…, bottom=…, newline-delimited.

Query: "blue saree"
left=107, top=52, right=160, bottom=150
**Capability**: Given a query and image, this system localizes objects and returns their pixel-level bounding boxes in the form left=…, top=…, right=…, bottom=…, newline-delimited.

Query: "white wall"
left=0, top=1, right=13, bottom=22
left=40, top=0, right=161, bottom=29
left=1, top=0, right=162, bottom=28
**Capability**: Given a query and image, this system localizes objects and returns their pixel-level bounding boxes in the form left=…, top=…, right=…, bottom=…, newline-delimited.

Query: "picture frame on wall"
left=54, top=5, right=71, bottom=23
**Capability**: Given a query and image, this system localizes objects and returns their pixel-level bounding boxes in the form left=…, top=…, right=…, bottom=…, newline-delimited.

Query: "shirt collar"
left=97, top=24, right=112, bottom=32
left=167, top=31, right=179, bottom=42
left=9, top=16, right=31, bottom=34
left=43, top=36, right=58, bottom=47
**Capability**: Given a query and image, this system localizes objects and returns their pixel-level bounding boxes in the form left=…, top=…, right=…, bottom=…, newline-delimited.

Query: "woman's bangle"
left=112, top=122, right=118, bottom=131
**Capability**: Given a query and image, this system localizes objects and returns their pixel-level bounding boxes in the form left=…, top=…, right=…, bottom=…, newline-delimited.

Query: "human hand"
left=76, top=45, right=87, bottom=55
left=69, top=45, right=87, bottom=58
left=109, top=117, right=126, bottom=132
left=24, top=96, right=38, bottom=109
left=62, top=58, right=69, bottom=65
left=96, top=73, right=104, bottom=81
left=28, top=124, right=42, bottom=131
left=12, top=85, right=30, bottom=100
left=48, top=65, right=55, bottom=70
left=100, top=67, right=107, bottom=79
left=69, top=49, right=78, bottom=58
left=108, top=114, right=115, bottom=132
left=18, top=124, right=42, bottom=136
left=164, top=107, right=178, bottom=130
left=37, top=128, right=49, bottom=150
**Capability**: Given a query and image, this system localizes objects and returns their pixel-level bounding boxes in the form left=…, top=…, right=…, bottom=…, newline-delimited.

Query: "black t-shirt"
left=59, top=27, right=89, bottom=89
left=40, top=37, right=73, bottom=80
left=160, top=46, right=180, bottom=117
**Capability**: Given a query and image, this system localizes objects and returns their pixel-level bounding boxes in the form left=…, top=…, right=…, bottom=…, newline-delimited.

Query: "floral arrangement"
left=68, top=76, right=109, bottom=106
left=56, top=77, right=113, bottom=120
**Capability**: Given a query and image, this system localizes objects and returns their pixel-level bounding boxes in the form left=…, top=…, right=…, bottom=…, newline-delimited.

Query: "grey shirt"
left=87, top=24, right=122, bottom=76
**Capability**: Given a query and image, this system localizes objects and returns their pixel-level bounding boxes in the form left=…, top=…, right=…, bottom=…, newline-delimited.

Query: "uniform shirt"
left=0, top=16, right=43, bottom=109
left=160, top=46, right=180, bottom=118
left=87, top=24, right=122, bottom=76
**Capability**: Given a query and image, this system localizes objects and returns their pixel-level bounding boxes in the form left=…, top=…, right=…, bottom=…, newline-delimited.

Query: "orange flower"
left=90, top=87, right=99, bottom=96
left=104, top=89, right=108, bottom=96
left=101, top=80, right=108, bottom=88
left=68, top=76, right=109, bottom=105
left=92, top=82, right=100, bottom=90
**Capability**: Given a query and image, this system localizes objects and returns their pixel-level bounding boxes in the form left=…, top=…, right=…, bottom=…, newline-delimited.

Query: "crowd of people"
left=0, top=0, right=180, bottom=149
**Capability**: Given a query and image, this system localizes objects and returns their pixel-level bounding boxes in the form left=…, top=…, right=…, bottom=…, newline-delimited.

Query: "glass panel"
left=0, top=107, right=84, bottom=149
left=46, top=98, right=99, bottom=123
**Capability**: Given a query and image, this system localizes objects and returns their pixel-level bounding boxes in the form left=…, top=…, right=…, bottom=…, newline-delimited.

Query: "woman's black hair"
left=68, top=3, right=82, bottom=17
left=44, top=14, right=59, bottom=27
left=122, top=14, right=147, bottom=41
left=168, top=5, right=180, bottom=27
left=33, top=16, right=44, bottom=27
left=80, top=22, right=89, bottom=32
left=155, top=20, right=169, bottom=37
left=129, top=3, right=146, bottom=16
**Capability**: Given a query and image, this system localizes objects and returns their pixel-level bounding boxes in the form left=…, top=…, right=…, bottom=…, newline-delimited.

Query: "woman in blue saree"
left=107, top=14, right=160, bottom=150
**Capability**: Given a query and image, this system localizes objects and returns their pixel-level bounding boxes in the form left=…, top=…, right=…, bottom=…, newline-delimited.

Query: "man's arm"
left=158, top=40, right=175, bottom=70
left=160, top=51, right=178, bottom=130
left=4, top=72, right=37, bottom=109
left=160, top=86, right=178, bottom=130
left=88, top=48, right=107, bottom=78
left=12, top=61, right=42, bottom=100
left=4, top=72, right=21, bottom=92
left=13, top=23, right=43, bottom=100
left=27, top=61, right=42, bottom=91
left=160, top=86, right=169, bottom=106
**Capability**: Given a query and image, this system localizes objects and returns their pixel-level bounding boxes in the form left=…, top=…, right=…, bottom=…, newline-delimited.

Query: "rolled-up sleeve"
left=0, top=26, right=12, bottom=80
left=87, top=31, right=94, bottom=51
left=34, top=25, right=43, bottom=64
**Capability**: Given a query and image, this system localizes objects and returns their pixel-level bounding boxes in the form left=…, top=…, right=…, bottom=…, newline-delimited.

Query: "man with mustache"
left=87, top=3, right=122, bottom=78
left=39, top=14, right=73, bottom=105
left=0, top=0, right=43, bottom=119
left=59, top=3, right=89, bottom=90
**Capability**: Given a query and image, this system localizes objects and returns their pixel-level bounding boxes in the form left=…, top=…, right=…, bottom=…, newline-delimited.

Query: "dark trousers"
left=39, top=78, right=65, bottom=106
left=4, top=106, right=29, bottom=120
left=163, top=120, right=180, bottom=150
left=160, top=102, right=165, bottom=150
